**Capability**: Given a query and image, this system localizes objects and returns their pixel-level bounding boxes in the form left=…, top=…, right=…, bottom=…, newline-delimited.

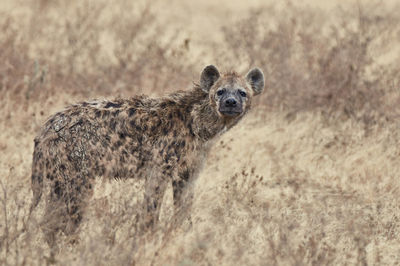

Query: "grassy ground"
left=1, top=0, right=400, bottom=265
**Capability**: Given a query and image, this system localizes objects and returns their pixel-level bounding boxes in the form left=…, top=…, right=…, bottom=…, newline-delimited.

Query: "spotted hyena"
left=31, top=65, right=264, bottom=246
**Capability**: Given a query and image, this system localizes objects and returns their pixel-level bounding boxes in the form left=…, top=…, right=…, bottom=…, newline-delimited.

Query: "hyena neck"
left=190, top=100, right=222, bottom=141
left=190, top=94, right=240, bottom=142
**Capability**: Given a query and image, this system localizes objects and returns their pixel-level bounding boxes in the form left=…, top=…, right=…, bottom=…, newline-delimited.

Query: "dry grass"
left=1, top=0, right=400, bottom=265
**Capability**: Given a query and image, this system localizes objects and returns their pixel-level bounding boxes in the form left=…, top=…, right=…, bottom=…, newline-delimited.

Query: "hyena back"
left=31, top=65, right=264, bottom=247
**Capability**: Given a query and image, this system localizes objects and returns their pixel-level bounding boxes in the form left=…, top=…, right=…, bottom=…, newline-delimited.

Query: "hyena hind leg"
left=63, top=176, right=94, bottom=236
left=41, top=195, right=68, bottom=256
left=141, top=177, right=169, bottom=232
left=41, top=176, right=93, bottom=252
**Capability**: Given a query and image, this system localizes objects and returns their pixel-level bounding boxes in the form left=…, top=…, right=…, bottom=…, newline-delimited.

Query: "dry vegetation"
left=1, top=0, right=400, bottom=265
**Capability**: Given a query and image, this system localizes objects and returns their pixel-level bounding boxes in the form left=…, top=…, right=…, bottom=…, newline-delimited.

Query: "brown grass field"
left=1, top=0, right=400, bottom=265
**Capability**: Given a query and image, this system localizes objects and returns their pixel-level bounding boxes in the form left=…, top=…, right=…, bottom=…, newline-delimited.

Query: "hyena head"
left=200, top=65, right=265, bottom=120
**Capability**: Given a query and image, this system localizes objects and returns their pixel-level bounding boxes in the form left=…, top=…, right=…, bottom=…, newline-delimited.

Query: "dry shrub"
left=0, top=15, right=39, bottom=103
left=1, top=0, right=196, bottom=106
left=0, top=168, right=44, bottom=266
left=219, top=2, right=400, bottom=124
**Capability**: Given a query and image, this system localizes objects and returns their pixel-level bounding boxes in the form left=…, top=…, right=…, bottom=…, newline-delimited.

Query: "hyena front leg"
left=172, top=170, right=194, bottom=230
left=142, top=175, right=168, bottom=231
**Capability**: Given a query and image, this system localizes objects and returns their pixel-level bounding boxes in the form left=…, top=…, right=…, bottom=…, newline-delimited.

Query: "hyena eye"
left=239, top=90, right=247, bottom=97
left=216, top=89, right=225, bottom=96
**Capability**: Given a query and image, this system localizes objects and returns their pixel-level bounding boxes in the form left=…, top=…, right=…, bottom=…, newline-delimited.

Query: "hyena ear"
left=246, top=68, right=264, bottom=95
left=200, top=65, right=220, bottom=93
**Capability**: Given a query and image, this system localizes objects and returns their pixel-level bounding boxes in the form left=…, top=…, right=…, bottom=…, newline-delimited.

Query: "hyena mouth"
left=219, top=109, right=242, bottom=117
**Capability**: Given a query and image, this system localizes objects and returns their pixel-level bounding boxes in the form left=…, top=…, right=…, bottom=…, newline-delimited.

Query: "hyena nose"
left=225, top=98, right=237, bottom=107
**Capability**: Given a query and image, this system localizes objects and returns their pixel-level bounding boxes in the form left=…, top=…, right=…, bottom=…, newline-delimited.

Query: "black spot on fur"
left=129, top=119, right=141, bottom=132
left=54, top=181, right=62, bottom=199
left=178, top=180, right=185, bottom=189
left=112, top=110, right=120, bottom=117
left=118, top=132, right=126, bottom=139
left=166, top=100, right=175, bottom=107
left=35, top=151, right=43, bottom=160
left=128, top=108, right=136, bottom=117
left=155, top=119, right=162, bottom=128
left=115, top=140, right=123, bottom=149
left=162, top=127, right=169, bottom=135
left=185, top=105, right=192, bottom=115
left=101, top=135, right=111, bottom=148
left=71, top=110, right=80, bottom=116
left=120, top=154, right=126, bottom=163
left=109, top=119, right=117, bottom=131
left=180, top=140, right=186, bottom=148
left=165, top=153, right=171, bottom=163
left=176, top=110, right=184, bottom=121
left=130, top=145, right=138, bottom=154
left=188, top=120, right=195, bottom=136
left=102, top=110, right=110, bottom=118
left=105, top=102, right=122, bottom=108
left=136, top=159, right=146, bottom=171
left=95, top=110, right=101, bottom=118
left=97, top=165, right=105, bottom=176
left=180, top=169, right=190, bottom=181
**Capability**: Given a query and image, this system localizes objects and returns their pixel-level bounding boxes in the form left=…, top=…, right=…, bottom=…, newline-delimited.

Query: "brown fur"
left=30, top=65, right=264, bottom=248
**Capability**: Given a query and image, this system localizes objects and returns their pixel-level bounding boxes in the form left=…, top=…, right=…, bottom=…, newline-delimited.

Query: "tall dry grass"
left=219, top=2, right=400, bottom=123
left=1, top=0, right=400, bottom=265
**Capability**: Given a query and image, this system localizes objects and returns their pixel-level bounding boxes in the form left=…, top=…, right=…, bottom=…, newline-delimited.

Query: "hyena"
left=31, top=65, right=264, bottom=247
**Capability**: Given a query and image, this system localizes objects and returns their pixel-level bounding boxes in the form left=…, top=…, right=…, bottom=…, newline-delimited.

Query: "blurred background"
left=1, top=0, right=400, bottom=265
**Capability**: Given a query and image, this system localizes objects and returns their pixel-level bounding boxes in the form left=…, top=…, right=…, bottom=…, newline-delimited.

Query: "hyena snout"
left=224, top=98, right=237, bottom=107
left=219, top=95, right=243, bottom=117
